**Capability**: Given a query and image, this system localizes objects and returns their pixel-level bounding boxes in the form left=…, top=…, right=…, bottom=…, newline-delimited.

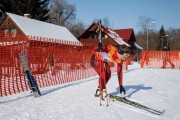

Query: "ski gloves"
left=120, top=85, right=126, bottom=94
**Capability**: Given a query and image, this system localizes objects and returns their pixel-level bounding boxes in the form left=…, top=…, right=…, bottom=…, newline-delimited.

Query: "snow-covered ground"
left=1, top=62, right=180, bottom=120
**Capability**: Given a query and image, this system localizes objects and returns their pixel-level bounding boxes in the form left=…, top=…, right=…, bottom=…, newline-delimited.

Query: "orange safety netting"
left=1, top=33, right=129, bottom=97
left=141, top=50, right=180, bottom=69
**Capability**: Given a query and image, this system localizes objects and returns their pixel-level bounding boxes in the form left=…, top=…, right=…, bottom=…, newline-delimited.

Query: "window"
left=10, top=28, right=16, bottom=37
left=3, top=28, right=9, bottom=37
left=3, top=28, right=17, bottom=38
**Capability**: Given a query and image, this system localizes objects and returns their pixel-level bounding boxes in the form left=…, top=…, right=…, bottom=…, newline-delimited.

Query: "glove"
left=98, top=42, right=102, bottom=50
left=120, top=85, right=126, bottom=94
left=123, top=53, right=130, bottom=57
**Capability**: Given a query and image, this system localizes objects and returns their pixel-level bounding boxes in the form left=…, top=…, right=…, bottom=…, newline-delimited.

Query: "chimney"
left=24, top=14, right=30, bottom=18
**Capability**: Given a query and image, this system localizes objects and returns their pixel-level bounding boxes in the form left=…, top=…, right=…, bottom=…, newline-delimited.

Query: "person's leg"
left=117, top=63, right=126, bottom=94
left=92, top=60, right=105, bottom=96
left=105, top=63, right=111, bottom=84
left=162, top=57, right=167, bottom=68
left=117, top=64, right=123, bottom=86
left=90, top=54, right=102, bottom=96
left=102, top=62, right=111, bottom=86
left=94, top=66, right=106, bottom=97
left=95, top=62, right=111, bottom=97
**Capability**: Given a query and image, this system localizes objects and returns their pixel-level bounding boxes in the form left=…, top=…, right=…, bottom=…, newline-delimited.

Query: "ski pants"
left=90, top=54, right=111, bottom=90
left=117, top=63, right=123, bottom=86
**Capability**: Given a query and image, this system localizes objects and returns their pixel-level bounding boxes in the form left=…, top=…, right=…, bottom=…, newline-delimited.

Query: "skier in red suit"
left=90, top=43, right=128, bottom=97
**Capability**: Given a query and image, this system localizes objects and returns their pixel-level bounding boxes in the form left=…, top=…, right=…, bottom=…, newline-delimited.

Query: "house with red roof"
left=0, top=12, right=80, bottom=44
left=78, top=23, right=143, bottom=54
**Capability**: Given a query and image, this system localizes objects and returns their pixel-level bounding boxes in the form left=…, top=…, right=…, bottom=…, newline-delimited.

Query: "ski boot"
left=101, top=89, right=108, bottom=100
left=95, top=88, right=108, bottom=100
left=95, top=88, right=100, bottom=97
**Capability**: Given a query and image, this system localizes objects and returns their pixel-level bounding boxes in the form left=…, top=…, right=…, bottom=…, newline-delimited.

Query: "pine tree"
left=0, top=0, right=49, bottom=21
left=156, top=26, right=167, bottom=50
left=0, top=0, right=12, bottom=13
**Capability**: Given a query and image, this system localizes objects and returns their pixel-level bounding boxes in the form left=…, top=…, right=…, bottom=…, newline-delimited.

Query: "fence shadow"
left=41, top=77, right=98, bottom=96
left=0, top=76, right=98, bottom=104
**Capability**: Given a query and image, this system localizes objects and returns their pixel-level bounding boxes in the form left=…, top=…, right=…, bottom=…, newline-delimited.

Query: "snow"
left=107, top=29, right=130, bottom=47
left=134, top=42, right=143, bottom=50
left=1, top=62, right=180, bottom=120
left=6, top=12, right=79, bottom=43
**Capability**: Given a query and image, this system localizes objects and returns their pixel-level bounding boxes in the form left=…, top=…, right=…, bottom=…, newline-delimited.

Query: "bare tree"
left=167, top=28, right=180, bottom=50
left=136, top=31, right=146, bottom=49
left=48, top=0, right=86, bottom=38
left=137, top=16, right=156, bottom=32
left=69, top=21, right=86, bottom=38
left=92, top=17, right=111, bottom=28
left=137, top=16, right=156, bottom=50
left=92, top=18, right=100, bottom=24
left=48, top=0, right=76, bottom=26
left=103, top=17, right=110, bottom=27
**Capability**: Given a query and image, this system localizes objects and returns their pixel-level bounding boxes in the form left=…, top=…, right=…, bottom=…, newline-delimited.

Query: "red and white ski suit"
left=90, top=45, right=124, bottom=90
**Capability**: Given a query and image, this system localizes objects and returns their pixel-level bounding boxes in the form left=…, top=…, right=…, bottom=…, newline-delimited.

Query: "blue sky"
left=68, top=0, right=180, bottom=33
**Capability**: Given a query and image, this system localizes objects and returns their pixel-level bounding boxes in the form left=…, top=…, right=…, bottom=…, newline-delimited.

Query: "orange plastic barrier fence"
left=0, top=33, right=126, bottom=97
left=141, top=50, right=180, bottom=69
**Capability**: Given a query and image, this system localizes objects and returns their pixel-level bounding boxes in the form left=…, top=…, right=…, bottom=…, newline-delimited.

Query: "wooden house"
left=0, top=12, right=80, bottom=44
left=0, top=12, right=81, bottom=71
left=78, top=23, right=143, bottom=54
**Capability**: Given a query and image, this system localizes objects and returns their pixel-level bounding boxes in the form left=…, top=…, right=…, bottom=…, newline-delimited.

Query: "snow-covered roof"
left=106, top=29, right=130, bottom=47
left=134, top=42, right=143, bottom=50
left=6, top=12, right=80, bottom=43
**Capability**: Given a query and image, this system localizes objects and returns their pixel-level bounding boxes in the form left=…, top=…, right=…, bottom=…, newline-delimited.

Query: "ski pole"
left=97, top=20, right=108, bottom=106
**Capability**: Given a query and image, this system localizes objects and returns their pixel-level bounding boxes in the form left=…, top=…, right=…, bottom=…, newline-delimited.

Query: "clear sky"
left=67, top=0, right=180, bottom=33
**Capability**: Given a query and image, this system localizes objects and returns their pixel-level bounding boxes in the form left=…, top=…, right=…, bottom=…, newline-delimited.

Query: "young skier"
left=90, top=43, right=128, bottom=98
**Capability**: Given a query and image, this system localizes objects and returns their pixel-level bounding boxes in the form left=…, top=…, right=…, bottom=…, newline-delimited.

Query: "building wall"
left=80, top=38, right=118, bottom=46
left=0, top=17, right=24, bottom=40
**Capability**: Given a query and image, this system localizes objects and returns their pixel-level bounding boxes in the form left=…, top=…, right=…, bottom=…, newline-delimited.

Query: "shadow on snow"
left=0, top=77, right=98, bottom=104
left=110, top=84, right=152, bottom=98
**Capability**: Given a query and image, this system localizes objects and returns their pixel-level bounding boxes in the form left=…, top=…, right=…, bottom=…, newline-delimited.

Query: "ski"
left=109, top=95, right=165, bottom=115
left=19, top=53, right=41, bottom=97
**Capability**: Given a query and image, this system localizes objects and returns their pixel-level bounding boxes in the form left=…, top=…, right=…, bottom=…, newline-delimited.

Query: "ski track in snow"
left=113, top=102, right=160, bottom=119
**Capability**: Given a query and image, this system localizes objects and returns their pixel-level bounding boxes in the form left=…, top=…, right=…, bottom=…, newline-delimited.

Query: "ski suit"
left=90, top=45, right=125, bottom=93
